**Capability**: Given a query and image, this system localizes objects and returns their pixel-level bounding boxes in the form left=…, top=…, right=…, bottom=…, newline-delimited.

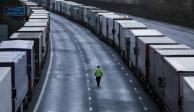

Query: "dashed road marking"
left=86, top=74, right=89, bottom=76
left=88, top=88, right=91, bottom=91
left=138, top=96, right=142, bottom=101
left=134, top=87, right=138, bottom=93
left=144, top=106, right=148, bottom=111
left=89, top=97, right=92, bottom=100
left=121, top=67, right=124, bottom=70
left=90, top=107, right=93, bottom=111
left=129, top=80, right=133, bottom=83
left=125, top=73, right=129, bottom=76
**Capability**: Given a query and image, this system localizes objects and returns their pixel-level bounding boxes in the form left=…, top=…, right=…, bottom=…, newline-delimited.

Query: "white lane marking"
left=88, top=88, right=91, bottom=91
left=125, top=73, right=129, bottom=76
left=87, top=80, right=90, bottom=83
left=121, top=67, right=124, bottom=70
left=86, top=74, right=89, bottom=76
left=129, top=80, right=133, bottom=83
left=117, top=62, right=120, bottom=65
left=85, top=67, right=88, bottom=71
left=90, top=107, right=93, bottom=111
left=144, top=106, right=148, bottom=111
left=33, top=35, right=53, bottom=112
left=138, top=96, right=142, bottom=101
left=134, top=87, right=138, bottom=93
left=89, top=97, right=92, bottom=100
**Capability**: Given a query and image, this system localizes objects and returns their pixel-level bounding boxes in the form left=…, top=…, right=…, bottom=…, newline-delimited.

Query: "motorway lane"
left=37, top=15, right=90, bottom=112
left=36, top=12, right=160, bottom=112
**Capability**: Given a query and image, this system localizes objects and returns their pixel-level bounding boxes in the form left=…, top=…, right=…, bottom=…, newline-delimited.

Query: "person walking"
left=94, top=65, right=104, bottom=87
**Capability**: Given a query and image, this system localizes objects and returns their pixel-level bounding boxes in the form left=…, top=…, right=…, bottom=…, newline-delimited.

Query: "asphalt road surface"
left=32, top=13, right=160, bottom=112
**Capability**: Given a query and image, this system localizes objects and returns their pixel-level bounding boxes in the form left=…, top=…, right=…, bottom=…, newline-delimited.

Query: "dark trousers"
left=96, top=77, right=101, bottom=86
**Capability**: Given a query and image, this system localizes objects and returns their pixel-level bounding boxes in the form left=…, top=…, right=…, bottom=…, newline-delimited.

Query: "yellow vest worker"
left=95, top=65, right=104, bottom=87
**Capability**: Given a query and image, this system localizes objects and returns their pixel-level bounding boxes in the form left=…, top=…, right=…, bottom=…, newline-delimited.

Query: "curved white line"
left=33, top=33, right=53, bottom=112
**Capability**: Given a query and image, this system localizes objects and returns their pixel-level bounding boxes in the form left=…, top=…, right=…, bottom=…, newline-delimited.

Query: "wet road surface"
left=35, top=13, right=160, bottom=112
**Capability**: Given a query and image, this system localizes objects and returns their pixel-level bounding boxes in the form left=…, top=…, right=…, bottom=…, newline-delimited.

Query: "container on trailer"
left=54, top=0, right=63, bottom=13
left=101, top=14, right=120, bottom=40
left=32, top=10, right=50, bottom=14
left=77, top=6, right=95, bottom=22
left=38, top=0, right=47, bottom=8
left=27, top=18, right=50, bottom=33
left=83, top=6, right=98, bottom=24
left=9, top=32, right=43, bottom=78
left=114, top=20, right=147, bottom=59
left=24, top=22, right=48, bottom=27
left=183, top=77, right=194, bottom=112
left=0, top=52, right=28, bottom=112
left=29, top=15, right=50, bottom=27
left=28, top=19, right=48, bottom=24
left=62, top=1, right=79, bottom=16
left=95, top=12, right=114, bottom=35
left=31, top=13, right=48, bottom=16
left=0, top=67, right=12, bottom=112
left=71, top=6, right=79, bottom=20
left=30, top=7, right=44, bottom=11
left=29, top=15, right=49, bottom=19
left=57, top=0, right=63, bottom=13
left=32, top=11, right=50, bottom=19
left=31, top=10, right=49, bottom=17
left=107, top=15, right=132, bottom=44
left=62, top=1, right=73, bottom=16
left=24, top=21, right=49, bottom=33
left=50, top=0, right=55, bottom=11
left=32, top=9, right=48, bottom=13
left=128, top=29, right=164, bottom=68
left=0, top=40, right=35, bottom=91
left=151, top=49, right=194, bottom=103
left=137, top=37, right=178, bottom=80
left=61, top=1, right=66, bottom=14
left=23, top=2, right=38, bottom=17
left=149, top=44, right=190, bottom=96
left=70, top=3, right=83, bottom=20
left=163, top=57, right=194, bottom=112
left=77, top=5, right=86, bottom=21
left=88, top=10, right=109, bottom=29
left=17, top=27, right=47, bottom=58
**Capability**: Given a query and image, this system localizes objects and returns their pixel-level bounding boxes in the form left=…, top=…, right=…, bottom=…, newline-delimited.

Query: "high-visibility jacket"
left=95, top=68, right=103, bottom=77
